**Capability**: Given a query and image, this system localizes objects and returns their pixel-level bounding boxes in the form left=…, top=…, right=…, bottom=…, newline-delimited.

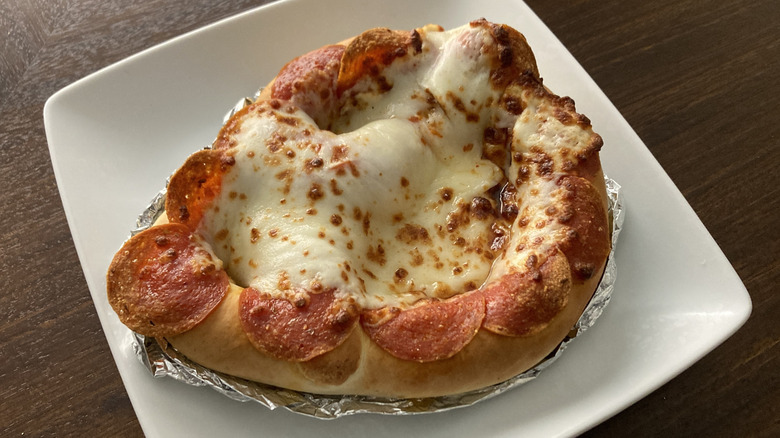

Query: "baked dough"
left=107, top=19, right=610, bottom=398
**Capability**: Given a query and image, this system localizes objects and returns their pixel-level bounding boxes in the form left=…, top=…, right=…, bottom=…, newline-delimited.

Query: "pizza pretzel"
left=107, top=19, right=610, bottom=398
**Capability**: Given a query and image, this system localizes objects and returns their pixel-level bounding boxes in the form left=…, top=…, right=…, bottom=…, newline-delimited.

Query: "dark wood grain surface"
left=1, top=0, right=777, bottom=436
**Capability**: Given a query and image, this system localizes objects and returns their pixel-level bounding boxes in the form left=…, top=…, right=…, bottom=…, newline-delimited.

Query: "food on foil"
left=108, top=19, right=611, bottom=399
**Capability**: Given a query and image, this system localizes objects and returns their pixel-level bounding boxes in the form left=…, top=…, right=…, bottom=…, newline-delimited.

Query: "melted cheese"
left=200, top=24, right=527, bottom=309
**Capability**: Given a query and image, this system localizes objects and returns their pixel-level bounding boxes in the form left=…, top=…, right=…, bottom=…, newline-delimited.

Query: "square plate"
left=44, top=0, right=751, bottom=436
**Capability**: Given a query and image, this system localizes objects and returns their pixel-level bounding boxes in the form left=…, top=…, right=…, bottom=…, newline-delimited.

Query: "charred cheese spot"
left=330, top=179, right=343, bottom=195
left=211, top=229, right=228, bottom=240
left=396, top=223, right=432, bottom=245
left=305, top=157, right=324, bottom=172
left=308, top=183, right=325, bottom=201
left=367, top=244, right=387, bottom=266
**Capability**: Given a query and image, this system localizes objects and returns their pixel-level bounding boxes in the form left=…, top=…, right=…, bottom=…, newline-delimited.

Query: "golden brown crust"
left=110, top=21, right=611, bottom=398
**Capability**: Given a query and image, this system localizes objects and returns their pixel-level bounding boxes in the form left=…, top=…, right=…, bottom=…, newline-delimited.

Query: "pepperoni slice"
left=554, top=175, right=610, bottom=281
left=272, top=44, right=345, bottom=102
left=238, top=288, right=358, bottom=361
left=337, top=28, right=421, bottom=95
left=165, top=149, right=233, bottom=229
left=269, top=44, right=345, bottom=127
left=482, top=250, right=571, bottom=337
left=361, top=292, right=485, bottom=362
left=106, top=223, right=229, bottom=337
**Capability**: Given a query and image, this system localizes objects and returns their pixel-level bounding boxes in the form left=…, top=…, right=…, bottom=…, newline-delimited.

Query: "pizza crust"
left=167, top=243, right=604, bottom=397
left=108, top=20, right=611, bottom=399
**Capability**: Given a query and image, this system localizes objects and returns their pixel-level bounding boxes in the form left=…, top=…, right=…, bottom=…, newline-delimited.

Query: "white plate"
left=44, top=0, right=751, bottom=436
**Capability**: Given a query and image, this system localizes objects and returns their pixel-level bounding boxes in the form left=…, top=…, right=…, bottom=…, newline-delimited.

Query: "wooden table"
left=2, top=0, right=777, bottom=435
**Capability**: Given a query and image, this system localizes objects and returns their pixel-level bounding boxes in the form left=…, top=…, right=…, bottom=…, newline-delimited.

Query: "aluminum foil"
left=128, top=95, right=626, bottom=418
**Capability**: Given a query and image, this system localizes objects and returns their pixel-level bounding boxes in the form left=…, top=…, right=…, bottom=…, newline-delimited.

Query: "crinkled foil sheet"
left=128, top=97, right=626, bottom=419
